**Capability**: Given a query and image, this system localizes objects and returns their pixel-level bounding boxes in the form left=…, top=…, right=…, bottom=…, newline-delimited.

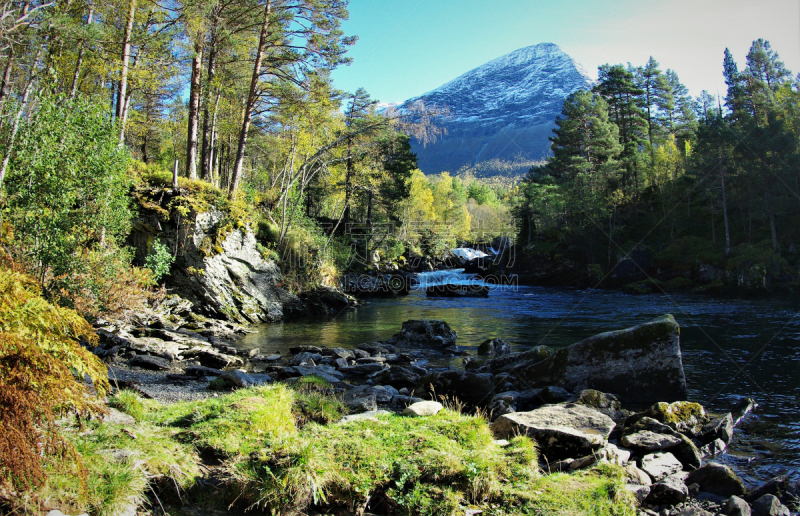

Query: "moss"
left=646, top=401, right=706, bottom=425
left=18, top=386, right=637, bottom=516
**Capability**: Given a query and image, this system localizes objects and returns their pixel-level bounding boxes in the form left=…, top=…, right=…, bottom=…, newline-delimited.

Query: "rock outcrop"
left=130, top=198, right=305, bottom=324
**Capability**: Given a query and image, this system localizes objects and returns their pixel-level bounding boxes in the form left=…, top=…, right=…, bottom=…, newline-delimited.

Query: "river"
left=239, top=269, right=800, bottom=486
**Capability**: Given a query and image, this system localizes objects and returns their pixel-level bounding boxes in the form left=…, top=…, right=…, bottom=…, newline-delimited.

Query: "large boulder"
left=686, top=462, right=745, bottom=497
left=484, top=315, right=687, bottom=403
left=491, top=403, right=616, bottom=461
left=391, top=320, right=458, bottom=349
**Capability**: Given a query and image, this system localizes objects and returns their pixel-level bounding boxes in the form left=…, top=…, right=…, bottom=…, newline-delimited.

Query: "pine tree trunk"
left=765, top=182, right=778, bottom=252
left=229, top=0, right=272, bottom=196
left=720, top=163, right=731, bottom=256
left=200, top=28, right=217, bottom=180
left=186, top=38, right=203, bottom=180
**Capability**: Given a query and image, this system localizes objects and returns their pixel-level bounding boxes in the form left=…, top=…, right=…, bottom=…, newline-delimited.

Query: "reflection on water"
left=239, top=271, right=800, bottom=485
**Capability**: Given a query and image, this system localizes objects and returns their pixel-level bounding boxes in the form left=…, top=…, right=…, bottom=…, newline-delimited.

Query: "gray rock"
left=732, top=397, right=758, bottom=427
left=686, top=462, right=745, bottom=497
left=700, top=438, right=727, bottom=458
left=416, top=370, right=496, bottom=406
left=699, top=413, right=734, bottom=445
left=353, top=349, right=370, bottom=359
left=379, top=365, right=427, bottom=389
left=183, top=347, right=243, bottom=369
left=289, top=352, right=323, bottom=366
left=621, top=431, right=683, bottom=451
left=674, top=509, right=714, bottom=516
left=331, top=348, right=355, bottom=360
left=624, top=416, right=675, bottom=436
left=484, top=315, right=687, bottom=403
left=723, top=495, right=751, bottom=516
left=338, top=410, right=392, bottom=424
left=102, top=407, right=136, bottom=425
left=333, top=357, right=349, bottom=369
left=575, top=389, right=627, bottom=421
left=219, top=370, right=271, bottom=388
left=640, top=452, right=683, bottom=482
left=252, top=354, right=282, bottom=362
left=751, top=495, right=789, bottom=516
left=343, top=385, right=378, bottom=413
left=391, top=394, right=425, bottom=406
left=492, top=403, right=616, bottom=461
left=646, top=474, right=689, bottom=506
left=624, top=464, right=653, bottom=486
left=478, top=338, right=512, bottom=357
left=128, top=354, right=171, bottom=370
left=403, top=401, right=443, bottom=417
left=625, top=484, right=651, bottom=504
left=488, top=391, right=520, bottom=419
left=670, top=433, right=702, bottom=471
left=538, top=385, right=574, bottom=404
left=184, top=364, right=222, bottom=377
left=745, top=476, right=792, bottom=504
left=391, top=319, right=457, bottom=348
left=357, top=356, right=387, bottom=364
left=352, top=362, right=386, bottom=374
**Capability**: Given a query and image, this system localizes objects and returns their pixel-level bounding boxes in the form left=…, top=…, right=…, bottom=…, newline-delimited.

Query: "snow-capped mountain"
left=401, top=43, right=594, bottom=176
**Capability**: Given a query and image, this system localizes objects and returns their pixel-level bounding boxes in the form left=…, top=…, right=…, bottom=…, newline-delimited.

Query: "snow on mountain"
left=401, top=43, right=594, bottom=177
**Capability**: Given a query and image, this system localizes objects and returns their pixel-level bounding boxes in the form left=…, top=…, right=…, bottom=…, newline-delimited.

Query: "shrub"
left=2, top=95, right=134, bottom=301
left=0, top=253, right=109, bottom=494
left=144, top=240, right=174, bottom=283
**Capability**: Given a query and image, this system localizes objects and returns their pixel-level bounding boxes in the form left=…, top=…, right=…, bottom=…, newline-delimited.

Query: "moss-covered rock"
left=645, top=401, right=708, bottom=431
left=484, top=315, right=688, bottom=404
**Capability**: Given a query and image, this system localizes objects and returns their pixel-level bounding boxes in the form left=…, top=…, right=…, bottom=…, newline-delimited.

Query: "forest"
left=514, top=41, right=800, bottom=294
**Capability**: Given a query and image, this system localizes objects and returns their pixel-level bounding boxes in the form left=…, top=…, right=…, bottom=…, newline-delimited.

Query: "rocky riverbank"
left=86, top=298, right=800, bottom=516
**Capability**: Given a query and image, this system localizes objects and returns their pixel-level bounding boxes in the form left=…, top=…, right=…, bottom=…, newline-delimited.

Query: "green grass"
left=19, top=385, right=636, bottom=516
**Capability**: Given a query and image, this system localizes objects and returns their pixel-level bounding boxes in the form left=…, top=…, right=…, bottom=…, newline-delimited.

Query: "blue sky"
left=330, top=0, right=800, bottom=104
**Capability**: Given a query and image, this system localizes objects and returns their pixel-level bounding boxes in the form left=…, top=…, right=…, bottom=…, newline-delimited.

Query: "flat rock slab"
left=488, top=314, right=687, bottom=403
left=621, top=430, right=683, bottom=451
left=128, top=355, right=171, bottom=371
left=492, top=403, right=615, bottom=460
left=640, top=451, right=683, bottom=482
left=403, top=401, right=443, bottom=417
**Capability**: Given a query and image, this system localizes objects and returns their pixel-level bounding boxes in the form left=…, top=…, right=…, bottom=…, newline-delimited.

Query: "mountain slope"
left=403, top=43, right=594, bottom=177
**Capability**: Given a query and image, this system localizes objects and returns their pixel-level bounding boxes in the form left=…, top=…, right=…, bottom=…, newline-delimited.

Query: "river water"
left=240, top=270, right=800, bottom=486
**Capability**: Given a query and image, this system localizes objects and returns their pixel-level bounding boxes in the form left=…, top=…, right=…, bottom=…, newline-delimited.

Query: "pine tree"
left=594, top=64, right=646, bottom=190
left=723, top=48, right=745, bottom=118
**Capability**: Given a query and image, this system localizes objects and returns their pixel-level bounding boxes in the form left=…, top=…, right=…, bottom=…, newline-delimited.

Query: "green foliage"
left=0, top=257, right=109, bottom=493
left=2, top=95, right=134, bottom=300
left=41, top=410, right=200, bottom=513
left=143, top=240, right=174, bottom=283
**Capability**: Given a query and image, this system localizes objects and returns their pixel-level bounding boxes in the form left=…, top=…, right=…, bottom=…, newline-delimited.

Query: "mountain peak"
left=403, top=43, right=594, bottom=177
